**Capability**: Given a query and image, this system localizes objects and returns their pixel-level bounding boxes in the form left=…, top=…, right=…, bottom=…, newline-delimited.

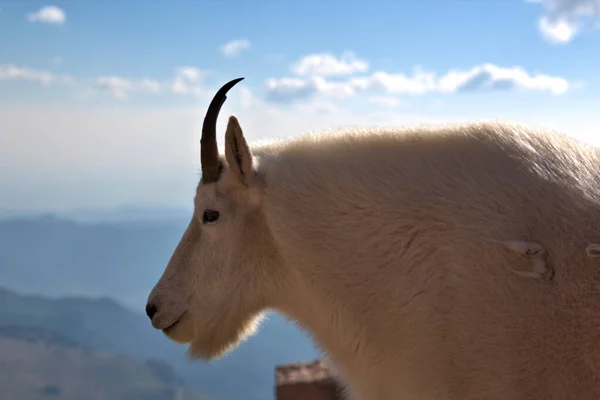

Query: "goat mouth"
left=162, top=311, right=186, bottom=333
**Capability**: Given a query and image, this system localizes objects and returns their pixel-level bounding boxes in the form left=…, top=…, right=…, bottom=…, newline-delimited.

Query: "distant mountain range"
left=0, top=205, right=193, bottom=224
left=0, top=324, right=211, bottom=400
left=0, top=213, right=187, bottom=306
left=63, top=205, right=195, bottom=223
left=0, top=213, right=320, bottom=400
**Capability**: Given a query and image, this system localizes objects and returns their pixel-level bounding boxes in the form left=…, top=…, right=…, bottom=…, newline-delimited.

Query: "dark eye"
left=202, top=210, right=220, bottom=224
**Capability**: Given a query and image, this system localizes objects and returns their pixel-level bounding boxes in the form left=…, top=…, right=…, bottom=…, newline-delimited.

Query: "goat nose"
left=145, top=303, right=158, bottom=320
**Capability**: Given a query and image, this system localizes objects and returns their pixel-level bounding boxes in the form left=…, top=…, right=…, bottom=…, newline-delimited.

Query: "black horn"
left=200, top=77, right=245, bottom=183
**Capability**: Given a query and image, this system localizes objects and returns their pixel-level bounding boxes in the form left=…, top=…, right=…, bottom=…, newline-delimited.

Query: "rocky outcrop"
left=275, top=358, right=345, bottom=400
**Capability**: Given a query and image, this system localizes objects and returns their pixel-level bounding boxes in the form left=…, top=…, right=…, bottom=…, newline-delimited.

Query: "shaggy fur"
left=147, top=116, right=600, bottom=400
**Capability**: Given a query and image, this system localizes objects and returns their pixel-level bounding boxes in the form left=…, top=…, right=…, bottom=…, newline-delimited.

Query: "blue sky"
left=1, top=0, right=599, bottom=213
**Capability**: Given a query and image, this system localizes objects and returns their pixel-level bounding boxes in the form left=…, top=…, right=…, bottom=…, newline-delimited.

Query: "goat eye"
left=202, top=210, right=220, bottom=224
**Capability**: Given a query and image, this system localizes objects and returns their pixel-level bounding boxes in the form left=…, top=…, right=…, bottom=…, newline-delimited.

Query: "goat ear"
left=225, top=115, right=254, bottom=186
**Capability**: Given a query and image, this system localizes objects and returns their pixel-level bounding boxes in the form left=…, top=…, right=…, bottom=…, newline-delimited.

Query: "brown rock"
left=275, top=358, right=345, bottom=400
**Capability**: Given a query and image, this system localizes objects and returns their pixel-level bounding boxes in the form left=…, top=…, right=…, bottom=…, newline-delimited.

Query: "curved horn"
left=201, top=77, right=245, bottom=183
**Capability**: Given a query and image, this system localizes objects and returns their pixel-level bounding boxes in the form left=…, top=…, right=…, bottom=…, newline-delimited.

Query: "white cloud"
left=527, top=0, right=600, bottom=43
left=291, top=52, right=369, bottom=77
left=437, top=64, right=570, bottom=95
left=95, top=76, right=161, bottom=99
left=0, top=59, right=573, bottom=109
left=27, top=5, right=66, bottom=25
left=138, top=78, right=161, bottom=93
left=0, top=63, right=208, bottom=100
left=171, top=66, right=205, bottom=96
left=349, top=68, right=437, bottom=95
left=265, top=76, right=355, bottom=103
left=265, top=63, right=571, bottom=103
left=538, top=16, right=578, bottom=42
left=220, top=39, right=251, bottom=57
left=95, top=76, right=132, bottom=99
left=0, top=64, right=72, bottom=85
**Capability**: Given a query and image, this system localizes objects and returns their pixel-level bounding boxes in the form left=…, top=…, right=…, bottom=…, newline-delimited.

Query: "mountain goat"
left=146, top=77, right=600, bottom=400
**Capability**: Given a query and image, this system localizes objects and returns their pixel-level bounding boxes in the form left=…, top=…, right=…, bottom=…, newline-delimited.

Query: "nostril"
left=145, top=303, right=158, bottom=320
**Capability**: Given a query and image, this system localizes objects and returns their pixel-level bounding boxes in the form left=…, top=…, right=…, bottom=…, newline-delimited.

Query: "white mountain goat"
left=146, top=78, right=600, bottom=400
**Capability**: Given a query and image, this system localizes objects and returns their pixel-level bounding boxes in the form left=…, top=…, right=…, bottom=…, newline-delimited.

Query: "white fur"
left=148, top=116, right=600, bottom=400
